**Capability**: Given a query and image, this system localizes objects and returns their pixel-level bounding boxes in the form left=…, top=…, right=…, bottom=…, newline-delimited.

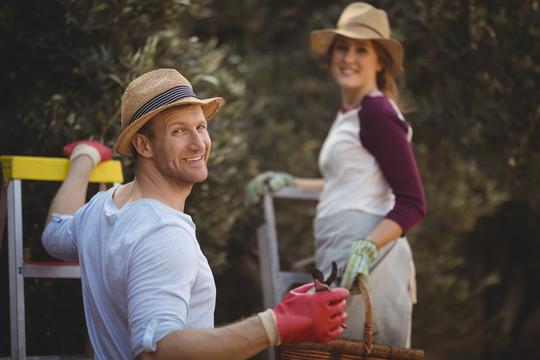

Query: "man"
left=42, top=68, right=349, bottom=359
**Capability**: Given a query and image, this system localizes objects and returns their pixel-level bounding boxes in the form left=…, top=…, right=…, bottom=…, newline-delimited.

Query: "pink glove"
left=63, top=140, right=112, bottom=166
left=273, top=283, right=349, bottom=344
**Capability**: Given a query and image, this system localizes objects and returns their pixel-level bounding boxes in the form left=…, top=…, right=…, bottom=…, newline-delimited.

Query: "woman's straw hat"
left=311, top=2, right=403, bottom=74
left=114, top=68, right=223, bottom=156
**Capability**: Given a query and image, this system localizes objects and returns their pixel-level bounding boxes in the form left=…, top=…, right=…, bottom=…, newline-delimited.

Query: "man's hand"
left=63, top=140, right=112, bottom=167
left=245, top=171, right=295, bottom=206
left=339, top=239, right=378, bottom=290
left=273, top=283, right=349, bottom=344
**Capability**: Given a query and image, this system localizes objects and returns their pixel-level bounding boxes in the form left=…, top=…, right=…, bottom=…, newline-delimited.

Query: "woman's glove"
left=257, top=283, right=349, bottom=346
left=339, top=239, right=378, bottom=290
left=245, top=171, right=295, bottom=206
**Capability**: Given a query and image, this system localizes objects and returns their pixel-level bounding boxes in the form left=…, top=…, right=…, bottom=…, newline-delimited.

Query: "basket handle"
left=353, top=276, right=373, bottom=352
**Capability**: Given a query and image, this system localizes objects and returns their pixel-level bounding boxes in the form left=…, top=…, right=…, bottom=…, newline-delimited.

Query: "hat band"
left=129, top=85, right=198, bottom=125
left=339, top=23, right=384, bottom=38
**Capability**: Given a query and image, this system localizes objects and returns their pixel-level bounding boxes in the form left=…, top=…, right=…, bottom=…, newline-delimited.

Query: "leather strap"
left=390, top=346, right=400, bottom=359
left=330, top=340, right=344, bottom=360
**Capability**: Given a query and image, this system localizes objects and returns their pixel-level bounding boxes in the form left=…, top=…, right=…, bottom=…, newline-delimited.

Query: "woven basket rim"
left=276, top=278, right=425, bottom=360
left=279, top=340, right=424, bottom=356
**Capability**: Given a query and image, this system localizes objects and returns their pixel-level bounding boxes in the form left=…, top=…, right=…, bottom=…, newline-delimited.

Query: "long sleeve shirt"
left=316, top=91, right=426, bottom=234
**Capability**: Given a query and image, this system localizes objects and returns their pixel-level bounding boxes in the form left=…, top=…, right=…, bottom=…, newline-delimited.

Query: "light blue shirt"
left=42, top=186, right=216, bottom=359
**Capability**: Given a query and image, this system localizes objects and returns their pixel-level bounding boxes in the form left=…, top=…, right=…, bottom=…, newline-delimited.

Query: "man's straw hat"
left=311, top=2, right=403, bottom=74
left=114, top=68, right=223, bottom=156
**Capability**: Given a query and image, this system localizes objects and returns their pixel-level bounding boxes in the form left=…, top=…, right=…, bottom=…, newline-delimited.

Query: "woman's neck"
left=341, top=86, right=378, bottom=110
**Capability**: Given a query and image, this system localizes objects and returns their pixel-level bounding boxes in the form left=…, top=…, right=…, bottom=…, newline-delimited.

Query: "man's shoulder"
left=119, top=199, right=195, bottom=233
left=122, top=199, right=184, bottom=217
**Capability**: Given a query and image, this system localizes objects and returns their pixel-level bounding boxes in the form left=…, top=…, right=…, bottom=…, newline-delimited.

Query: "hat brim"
left=113, top=96, right=223, bottom=157
left=311, top=29, right=404, bottom=74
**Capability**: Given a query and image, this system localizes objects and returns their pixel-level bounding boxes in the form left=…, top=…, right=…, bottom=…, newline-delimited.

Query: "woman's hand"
left=244, top=171, right=295, bottom=206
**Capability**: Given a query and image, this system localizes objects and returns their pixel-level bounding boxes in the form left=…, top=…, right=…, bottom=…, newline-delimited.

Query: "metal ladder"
left=0, top=155, right=123, bottom=360
left=256, top=184, right=322, bottom=308
left=256, top=185, right=321, bottom=360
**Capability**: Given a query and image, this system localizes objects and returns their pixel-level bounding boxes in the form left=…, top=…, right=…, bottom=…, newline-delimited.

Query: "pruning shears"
left=311, top=261, right=338, bottom=292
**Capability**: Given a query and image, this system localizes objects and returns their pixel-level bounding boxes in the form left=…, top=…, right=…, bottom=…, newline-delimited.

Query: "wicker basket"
left=275, top=278, right=424, bottom=360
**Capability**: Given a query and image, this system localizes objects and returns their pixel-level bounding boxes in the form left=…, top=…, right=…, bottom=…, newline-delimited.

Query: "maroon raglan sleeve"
left=358, top=97, right=426, bottom=235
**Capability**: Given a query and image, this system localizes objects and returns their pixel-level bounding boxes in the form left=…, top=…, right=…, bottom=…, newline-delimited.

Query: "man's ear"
left=131, top=133, right=153, bottom=159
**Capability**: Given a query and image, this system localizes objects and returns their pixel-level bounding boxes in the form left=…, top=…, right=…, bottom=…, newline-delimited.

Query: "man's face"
left=147, top=105, right=211, bottom=186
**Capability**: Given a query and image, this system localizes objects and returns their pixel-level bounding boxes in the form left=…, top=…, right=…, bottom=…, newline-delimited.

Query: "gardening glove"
left=244, top=171, right=295, bottom=206
left=339, top=239, right=378, bottom=290
left=257, top=283, right=349, bottom=346
left=63, top=140, right=112, bottom=167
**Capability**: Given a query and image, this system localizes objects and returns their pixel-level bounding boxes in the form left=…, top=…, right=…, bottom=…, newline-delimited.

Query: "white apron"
left=314, top=210, right=417, bottom=347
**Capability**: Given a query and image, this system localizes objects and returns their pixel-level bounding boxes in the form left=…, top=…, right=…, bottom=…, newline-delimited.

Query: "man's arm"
left=45, top=141, right=112, bottom=226
left=136, top=284, right=349, bottom=360
left=45, top=155, right=94, bottom=226
left=136, top=316, right=268, bottom=360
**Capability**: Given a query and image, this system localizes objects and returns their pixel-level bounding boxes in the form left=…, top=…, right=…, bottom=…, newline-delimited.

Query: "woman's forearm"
left=366, top=218, right=403, bottom=249
left=294, top=177, right=325, bottom=191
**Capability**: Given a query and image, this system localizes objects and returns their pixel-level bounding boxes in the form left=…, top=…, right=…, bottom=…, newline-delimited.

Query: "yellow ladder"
left=0, top=156, right=123, bottom=360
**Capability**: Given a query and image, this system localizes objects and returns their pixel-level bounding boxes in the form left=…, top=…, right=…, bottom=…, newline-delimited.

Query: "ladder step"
left=0, top=356, right=92, bottom=360
left=273, top=187, right=321, bottom=200
left=24, top=262, right=81, bottom=278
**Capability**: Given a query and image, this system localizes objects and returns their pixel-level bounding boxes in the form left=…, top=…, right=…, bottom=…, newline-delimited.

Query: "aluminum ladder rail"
left=257, top=185, right=321, bottom=309
left=0, top=155, right=124, bottom=360
left=257, top=185, right=321, bottom=360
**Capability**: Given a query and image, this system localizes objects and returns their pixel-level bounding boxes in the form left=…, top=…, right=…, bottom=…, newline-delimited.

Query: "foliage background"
left=1, top=0, right=539, bottom=359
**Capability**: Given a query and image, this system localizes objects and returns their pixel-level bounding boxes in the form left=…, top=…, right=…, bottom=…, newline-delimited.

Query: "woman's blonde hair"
left=372, top=40, right=402, bottom=110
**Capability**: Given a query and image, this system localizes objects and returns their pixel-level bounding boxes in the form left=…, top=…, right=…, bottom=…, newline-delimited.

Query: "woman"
left=246, top=2, right=426, bottom=347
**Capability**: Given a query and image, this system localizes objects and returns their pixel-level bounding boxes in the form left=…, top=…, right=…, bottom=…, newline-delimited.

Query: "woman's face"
left=330, top=36, right=382, bottom=92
